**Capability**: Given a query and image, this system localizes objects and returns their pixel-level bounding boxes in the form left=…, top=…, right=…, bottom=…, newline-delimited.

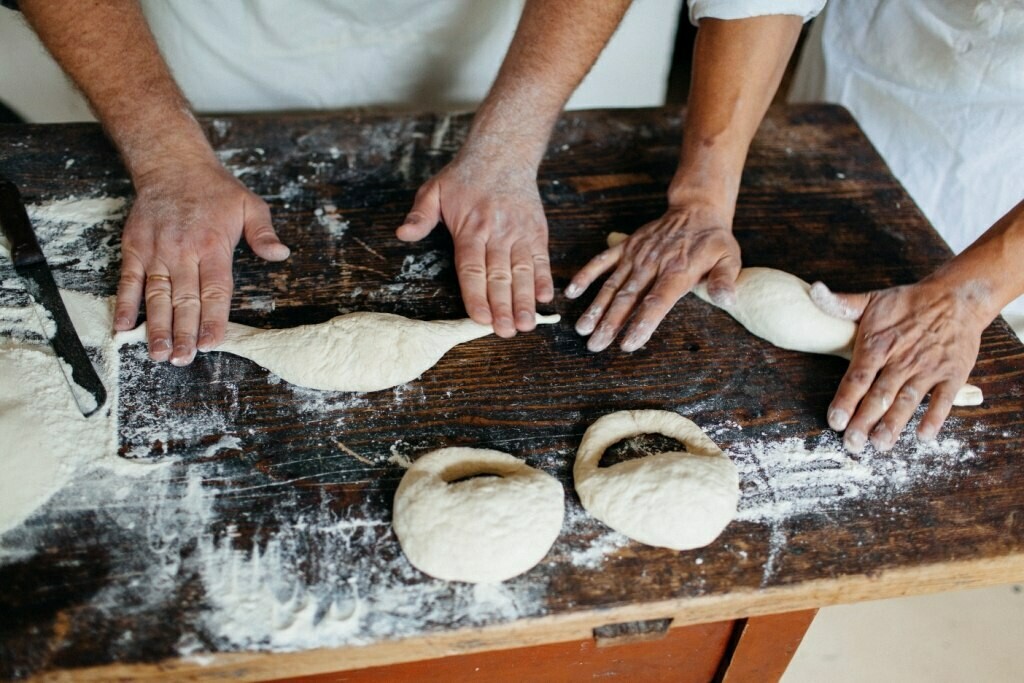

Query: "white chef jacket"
left=138, top=0, right=682, bottom=113
left=691, top=0, right=1024, bottom=333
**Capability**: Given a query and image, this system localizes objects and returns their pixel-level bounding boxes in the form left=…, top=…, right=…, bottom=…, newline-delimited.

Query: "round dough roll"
left=393, top=447, right=564, bottom=583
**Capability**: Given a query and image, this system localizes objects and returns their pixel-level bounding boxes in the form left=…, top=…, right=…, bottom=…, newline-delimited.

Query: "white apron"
left=789, top=0, right=1024, bottom=330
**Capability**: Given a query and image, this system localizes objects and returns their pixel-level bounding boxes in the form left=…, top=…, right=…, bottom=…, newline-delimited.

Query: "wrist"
left=113, top=110, right=218, bottom=184
left=454, top=133, right=543, bottom=179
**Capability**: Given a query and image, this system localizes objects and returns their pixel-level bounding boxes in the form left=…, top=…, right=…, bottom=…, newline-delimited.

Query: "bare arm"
left=567, top=16, right=803, bottom=351
left=820, top=197, right=1024, bottom=451
left=397, top=0, right=631, bottom=337
left=20, top=0, right=288, bottom=364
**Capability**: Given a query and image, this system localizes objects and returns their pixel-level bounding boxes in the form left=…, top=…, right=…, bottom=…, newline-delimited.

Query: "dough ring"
left=574, top=410, right=739, bottom=550
left=393, top=447, right=564, bottom=583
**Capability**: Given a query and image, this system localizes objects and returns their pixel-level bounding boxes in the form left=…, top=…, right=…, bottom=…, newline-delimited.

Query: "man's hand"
left=114, top=161, right=289, bottom=365
left=396, top=156, right=553, bottom=337
left=813, top=280, right=988, bottom=452
left=566, top=202, right=740, bottom=352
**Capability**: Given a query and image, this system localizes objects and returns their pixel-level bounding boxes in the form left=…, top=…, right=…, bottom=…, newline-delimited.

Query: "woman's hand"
left=566, top=202, right=741, bottom=352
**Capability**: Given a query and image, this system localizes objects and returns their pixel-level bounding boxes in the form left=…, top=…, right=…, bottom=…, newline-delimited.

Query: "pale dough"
left=119, top=312, right=560, bottom=393
left=692, top=269, right=982, bottom=407
left=392, top=447, right=564, bottom=583
left=574, top=410, right=739, bottom=551
left=604, top=232, right=982, bottom=407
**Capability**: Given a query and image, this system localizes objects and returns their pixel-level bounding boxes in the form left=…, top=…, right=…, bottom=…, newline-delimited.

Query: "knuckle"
left=895, top=386, right=920, bottom=404
left=641, top=293, right=664, bottom=309
left=200, top=283, right=232, bottom=302
left=119, top=271, right=146, bottom=288
left=848, top=368, right=874, bottom=386
left=511, top=263, right=533, bottom=275
left=457, top=263, right=487, bottom=278
left=486, top=269, right=512, bottom=284
left=172, top=292, right=201, bottom=310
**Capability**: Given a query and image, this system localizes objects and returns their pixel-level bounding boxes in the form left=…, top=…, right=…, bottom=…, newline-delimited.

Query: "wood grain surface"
left=1, top=106, right=1022, bottom=681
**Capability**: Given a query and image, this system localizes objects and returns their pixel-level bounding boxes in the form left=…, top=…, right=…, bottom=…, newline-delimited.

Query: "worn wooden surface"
left=1, top=106, right=1022, bottom=681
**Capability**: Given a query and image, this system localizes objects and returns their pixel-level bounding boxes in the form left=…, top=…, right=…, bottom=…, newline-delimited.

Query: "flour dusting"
left=315, top=203, right=350, bottom=238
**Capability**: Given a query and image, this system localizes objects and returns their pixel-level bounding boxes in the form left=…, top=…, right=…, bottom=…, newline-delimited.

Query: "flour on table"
left=119, top=312, right=561, bottom=393
left=574, top=410, right=739, bottom=551
left=0, top=290, right=120, bottom=534
left=393, top=447, right=565, bottom=583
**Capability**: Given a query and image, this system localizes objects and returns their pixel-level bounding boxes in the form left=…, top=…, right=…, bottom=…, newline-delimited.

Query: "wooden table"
left=1, top=106, right=1022, bottom=682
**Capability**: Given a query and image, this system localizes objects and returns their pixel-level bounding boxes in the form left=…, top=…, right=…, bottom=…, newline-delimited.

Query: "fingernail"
left=575, top=311, right=599, bottom=336
left=917, top=424, right=938, bottom=443
left=516, top=311, right=534, bottom=327
left=587, top=330, right=612, bottom=352
left=197, top=332, right=215, bottom=352
left=114, top=316, right=132, bottom=330
left=152, top=338, right=171, bottom=352
left=621, top=322, right=651, bottom=353
left=170, top=345, right=196, bottom=367
left=844, top=430, right=866, bottom=453
left=827, top=407, right=850, bottom=431
left=497, top=318, right=516, bottom=337
left=565, top=283, right=580, bottom=299
left=870, top=425, right=894, bottom=451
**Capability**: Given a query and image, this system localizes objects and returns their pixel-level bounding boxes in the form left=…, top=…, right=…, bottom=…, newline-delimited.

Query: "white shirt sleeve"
left=688, top=0, right=826, bottom=25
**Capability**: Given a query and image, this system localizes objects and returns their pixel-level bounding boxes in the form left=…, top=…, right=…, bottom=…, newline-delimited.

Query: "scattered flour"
left=731, top=429, right=976, bottom=525
left=19, top=195, right=128, bottom=273
left=398, top=249, right=448, bottom=281
left=315, top=203, right=349, bottom=238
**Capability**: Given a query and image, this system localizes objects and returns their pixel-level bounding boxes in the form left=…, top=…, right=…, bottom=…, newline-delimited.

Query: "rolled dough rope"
left=574, top=410, right=739, bottom=551
left=393, top=447, right=564, bottom=583
left=117, top=312, right=560, bottom=393
left=605, top=232, right=982, bottom=407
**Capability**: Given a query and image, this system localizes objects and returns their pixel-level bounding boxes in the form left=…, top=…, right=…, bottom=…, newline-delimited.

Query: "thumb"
left=243, top=201, right=290, bottom=262
left=396, top=182, right=442, bottom=242
left=809, top=281, right=868, bottom=321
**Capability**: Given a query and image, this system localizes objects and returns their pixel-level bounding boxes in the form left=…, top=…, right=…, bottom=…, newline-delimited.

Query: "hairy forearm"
left=460, top=0, right=631, bottom=169
left=929, top=198, right=1024, bottom=322
left=671, top=16, right=803, bottom=210
left=20, top=0, right=214, bottom=181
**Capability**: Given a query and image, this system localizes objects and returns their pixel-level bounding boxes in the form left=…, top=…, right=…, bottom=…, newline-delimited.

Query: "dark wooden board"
left=1, top=106, right=1022, bottom=680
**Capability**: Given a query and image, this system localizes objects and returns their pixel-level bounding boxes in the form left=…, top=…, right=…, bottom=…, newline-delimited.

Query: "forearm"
left=670, top=16, right=803, bottom=210
left=927, top=198, right=1024, bottom=323
left=20, top=0, right=215, bottom=181
left=459, top=0, right=631, bottom=169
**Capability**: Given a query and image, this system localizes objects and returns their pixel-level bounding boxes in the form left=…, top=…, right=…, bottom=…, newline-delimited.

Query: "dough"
left=606, top=232, right=982, bottom=407
left=119, top=312, right=559, bottom=393
left=574, top=410, right=738, bottom=551
left=393, top=447, right=564, bottom=583
left=692, top=269, right=982, bottom=406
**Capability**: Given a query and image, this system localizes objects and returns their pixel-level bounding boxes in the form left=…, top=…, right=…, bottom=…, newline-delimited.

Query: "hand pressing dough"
left=393, top=447, right=564, bottom=583
left=119, top=312, right=559, bottom=393
left=604, top=232, right=982, bottom=407
left=574, top=410, right=738, bottom=551
left=692, top=269, right=982, bottom=407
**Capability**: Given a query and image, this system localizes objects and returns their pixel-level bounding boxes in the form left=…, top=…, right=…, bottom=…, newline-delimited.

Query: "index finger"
left=454, top=235, right=491, bottom=324
left=565, top=243, right=624, bottom=299
left=619, top=264, right=697, bottom=352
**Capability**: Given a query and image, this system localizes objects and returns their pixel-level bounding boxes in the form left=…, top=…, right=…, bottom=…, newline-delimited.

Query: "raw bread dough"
left=119, top=312, right=560, bottom=393
left=392, top=447, right=564, bottom=583
left=574, top=410, right=739, bottom=551
left=692, top=269, right=982, bottom=407
left=605, top=232, right=982, bottom=407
